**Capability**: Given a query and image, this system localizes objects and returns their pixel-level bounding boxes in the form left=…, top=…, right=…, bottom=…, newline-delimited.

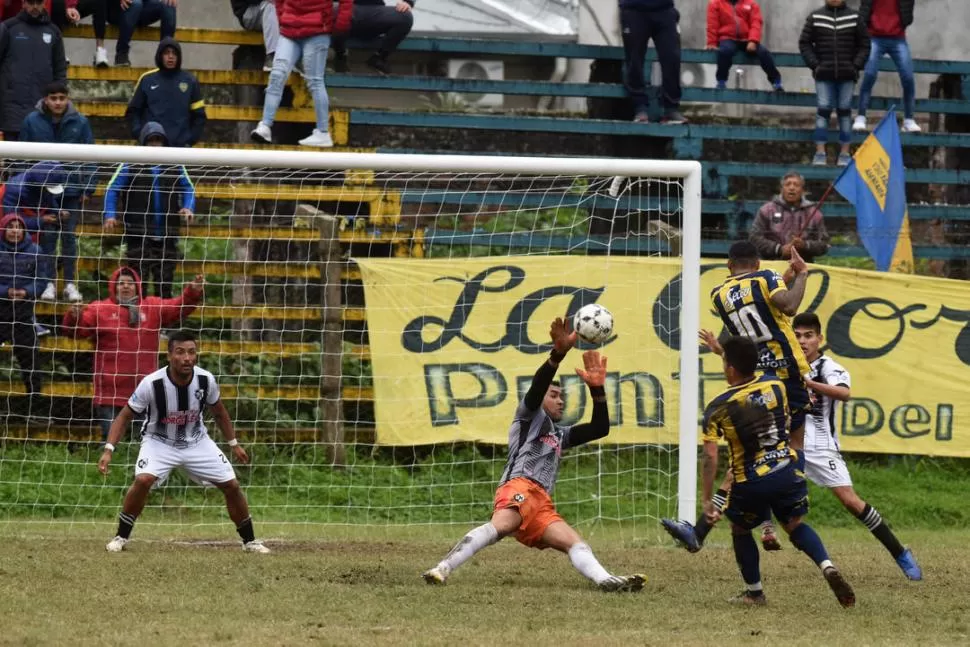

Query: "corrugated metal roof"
left=412, top=0, right=578, bottom=40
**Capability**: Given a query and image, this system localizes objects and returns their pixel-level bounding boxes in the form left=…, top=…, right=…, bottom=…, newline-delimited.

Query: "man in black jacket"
left=125, top=37, right=206, bottom=148
left=230, top=0, right=279, bottom=72
left=618, top=0, right=685, bottom=125
left=331, top=0, right=414, bottom=76
left=799, top=0, right=870, bottom=167
left=0, top=0, right=67, bottom=141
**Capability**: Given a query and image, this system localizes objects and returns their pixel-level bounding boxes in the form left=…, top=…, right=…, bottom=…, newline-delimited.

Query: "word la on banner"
left=357, top=257, right=970, bottom=457
left=834, top=108, right=914, bottom=273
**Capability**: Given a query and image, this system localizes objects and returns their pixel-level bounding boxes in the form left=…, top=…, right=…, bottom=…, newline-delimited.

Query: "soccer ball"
left=573, top=304, right=614, bottom=344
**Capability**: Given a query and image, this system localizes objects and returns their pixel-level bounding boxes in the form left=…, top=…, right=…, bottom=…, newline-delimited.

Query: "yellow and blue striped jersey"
left=710, top=269, right=811, bottom=380
left=702, top=375, right=797, bottom=483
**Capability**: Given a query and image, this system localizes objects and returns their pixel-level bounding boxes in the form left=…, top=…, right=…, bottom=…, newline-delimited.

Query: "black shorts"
left=725, top=461, right=809, bottom=530
left=783, top=377, right=811, bottom=432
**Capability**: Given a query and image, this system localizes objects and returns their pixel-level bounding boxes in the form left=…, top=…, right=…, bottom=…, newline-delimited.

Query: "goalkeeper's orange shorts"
left=493, top=477, right=564, bottom=548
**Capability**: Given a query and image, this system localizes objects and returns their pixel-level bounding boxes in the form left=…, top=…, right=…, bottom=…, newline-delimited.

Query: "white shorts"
left=803, top=449, right=853, bottom=488
left=135, top=436, right=236, bottom=485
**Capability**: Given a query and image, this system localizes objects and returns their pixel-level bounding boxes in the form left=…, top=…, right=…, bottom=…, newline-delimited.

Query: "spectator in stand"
left=230, top=0, right=279, bottom=72
left=104, top=122, right=195, bottom=299
left=0, top=0, right=67, bottom=142
left=125, top=38, right=206, bottom=148
left=20, top=81, right=95, bottom=304
left=618, top=0, right=685, bottom=125
left=109, top=0, right=176, bottom=68
left=855, top=0, right=919, bottom=133
left=0, top=214, right=50, bottom=419
left=62, top=267, right=203, bottom=440
left=250, top=0, right=354, bottom=147
left=706, top=0, right=783, bottom=91
left=9, top=0, right=111, bottom=67
left=331, top=0, right=414, bottom=75
left=749, top=171, right=830, bottom=262
left=2, top=160, right=69, bottom=302
left=799, top=0, right=869, bottom=167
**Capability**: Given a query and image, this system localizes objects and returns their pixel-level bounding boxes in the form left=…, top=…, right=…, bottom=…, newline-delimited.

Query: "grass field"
left=0, top=523, right=967, bottom=646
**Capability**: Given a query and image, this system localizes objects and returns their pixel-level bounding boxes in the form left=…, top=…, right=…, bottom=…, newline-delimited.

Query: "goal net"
left=0, top=143, right=700, bottom=538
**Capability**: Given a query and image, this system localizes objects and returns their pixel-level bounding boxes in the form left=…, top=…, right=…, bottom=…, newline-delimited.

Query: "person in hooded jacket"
left=104, top=122, right=195, bottom=299
left=20, top=81, right=95, bottom=304
left=125, top=37, right=206, bottom=148
left=706, top=0, right=782, bottom=91
left=0, top=0, right=67, bottom=141
left=0, top=213, right=51, bottom=418
left=62, top=266, right=203, bottom=440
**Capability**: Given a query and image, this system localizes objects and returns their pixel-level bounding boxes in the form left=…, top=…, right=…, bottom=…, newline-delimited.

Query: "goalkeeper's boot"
left=598, top=574, right=646, bottom=593
left=422, top=565, right=449, bottom=585
left=895, top=548, right=922, bottom=581
left=106, top=536, right=128, bottom=553
left=822, top=566, right=856, bottom=608
left=761, top=523, right=782, bottom=551
left=242, top=539, right=271, bottom=554
left=661, top=518, right=702, bottom=553
left=728, top=590, right=767, bottom=606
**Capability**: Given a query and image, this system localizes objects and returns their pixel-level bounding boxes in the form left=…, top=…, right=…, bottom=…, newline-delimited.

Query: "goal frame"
left=0, top=141, right=702, bottom=523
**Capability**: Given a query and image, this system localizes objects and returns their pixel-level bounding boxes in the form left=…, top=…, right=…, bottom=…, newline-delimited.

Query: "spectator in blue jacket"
left=20, top=81, right=95, bottom=304
left=0, top=213, right=50, bottom=418
left=619, top=0, right=685, bottom=125
left=104, top=122, right=196, bottom=298
left=125, top=38, right=206, bottom=148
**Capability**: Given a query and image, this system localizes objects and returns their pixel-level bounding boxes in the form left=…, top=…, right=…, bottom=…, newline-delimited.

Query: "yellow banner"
left=357, top=257, right=970, bottom=456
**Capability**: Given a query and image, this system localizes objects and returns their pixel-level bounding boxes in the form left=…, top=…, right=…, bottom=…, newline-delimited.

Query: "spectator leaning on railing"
left=0, top=0, right=67, bottom=142
left=230, top=0, right=280, bottom=72
left=332, top=0, right=414, bottom=76
left=618, top=0, right=686, bottom=125
left=706, top=0, right=783, bottom=91
left=20, top=81, right=95, bottom=304
left=749, top=171, right=830, bottom=262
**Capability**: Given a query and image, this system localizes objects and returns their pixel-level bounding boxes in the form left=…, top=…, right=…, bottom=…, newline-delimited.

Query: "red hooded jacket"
left=707, top=0, right=764, bottom=47
left=276, top=0, right=353, bottom=40
left=61, top=266, right=202, bottom=407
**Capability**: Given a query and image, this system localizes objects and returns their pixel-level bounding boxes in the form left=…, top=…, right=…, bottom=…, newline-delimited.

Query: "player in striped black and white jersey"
left=794, top=313, right=921, bottom=580
left=97, top=329, right=270, bottom=554
left=422, top=317, right=645, bottom=592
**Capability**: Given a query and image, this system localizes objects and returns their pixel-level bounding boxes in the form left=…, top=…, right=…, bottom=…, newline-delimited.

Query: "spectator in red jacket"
left=706, top=0, right=782, bottom=91
left=250, top=0, right=353, bottom=148
left=61, top=266, right=203, bottom=440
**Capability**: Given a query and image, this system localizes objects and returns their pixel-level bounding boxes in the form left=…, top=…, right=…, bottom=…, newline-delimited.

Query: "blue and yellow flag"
left=834, top=109, right=914, bottom=273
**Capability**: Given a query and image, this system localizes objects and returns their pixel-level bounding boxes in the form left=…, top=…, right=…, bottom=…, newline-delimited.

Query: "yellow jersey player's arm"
left=770, top=249, right=809, bottom=316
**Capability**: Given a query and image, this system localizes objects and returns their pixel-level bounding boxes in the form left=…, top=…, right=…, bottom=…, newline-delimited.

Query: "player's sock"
left=788, top=523, right=831, bottom=566
left=855, top=504, right=905, bottom=558
left=438, top=522, right=499, bottom=573
left=568, top=542, right=614, bottom=585
left=695, top=488, right=729, bottom=544
left=117, top=512, right=137, bottom=539
left=732, top=531, right=761, bottom=589
left=236, top=517, right=256, bottom=544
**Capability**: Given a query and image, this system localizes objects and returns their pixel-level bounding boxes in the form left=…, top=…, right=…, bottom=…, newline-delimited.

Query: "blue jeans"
left=114, top=0, right=177, bottom=55
left=39, top=199, right=79, bottom=283
left=857, top=37, right=915, bottom=119
left=815, top=80, right=855, bottom=144
left=261, top=34, right=331, bottom=131
left=715, top=40, right=780, bottom=85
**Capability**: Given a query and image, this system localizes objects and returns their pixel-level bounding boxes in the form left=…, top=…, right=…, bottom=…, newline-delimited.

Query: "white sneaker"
left=852, top=116, right=868, bottom=132
left=422, top=565, right=449, bottom=585
left=63, top=283, right=83, bottom=303
left=901, top=118, right=922, bottom=133
left=251, top=122, right=272, bottom=144
left=106, top=536, right=128, bottom=552
left=40, top=283, right=56, bottom=301
left=298, top=129, right=334, bottom=148
left=242, top=539, right=271, bottom=553
left=94, top=46, right=109, bottom=68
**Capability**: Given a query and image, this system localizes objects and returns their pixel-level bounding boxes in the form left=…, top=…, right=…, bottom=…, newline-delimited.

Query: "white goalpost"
left=0, top=142, right=701, bottom=533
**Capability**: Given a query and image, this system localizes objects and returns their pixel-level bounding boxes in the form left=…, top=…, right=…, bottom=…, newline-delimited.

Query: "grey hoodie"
left=749, top=194, right=830, bottom=262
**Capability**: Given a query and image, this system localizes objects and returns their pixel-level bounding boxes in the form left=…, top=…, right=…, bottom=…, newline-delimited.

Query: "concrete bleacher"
left=7, top=24, right=967, bottom=443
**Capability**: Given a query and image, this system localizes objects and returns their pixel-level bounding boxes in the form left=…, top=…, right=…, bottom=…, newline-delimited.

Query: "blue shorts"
left=783, top=377, right=811, bottom=432
left=725, top=461, right=809, bottom=530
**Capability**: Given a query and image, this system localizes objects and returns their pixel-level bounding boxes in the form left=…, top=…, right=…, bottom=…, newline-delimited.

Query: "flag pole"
left=797, top=181, right=837, bottom=238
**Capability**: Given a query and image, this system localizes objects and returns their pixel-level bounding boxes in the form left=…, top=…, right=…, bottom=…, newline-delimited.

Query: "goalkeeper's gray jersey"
left=498, top=401, right=574, bottom=494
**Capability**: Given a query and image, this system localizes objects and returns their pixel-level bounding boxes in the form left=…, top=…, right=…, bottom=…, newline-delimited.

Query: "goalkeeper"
left=422, top=317, right=645, bottom=592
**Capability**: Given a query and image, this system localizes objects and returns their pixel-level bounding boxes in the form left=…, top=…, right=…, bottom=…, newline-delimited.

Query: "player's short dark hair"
left=167, top=329, right=198, bottom=352
left=45, top=80, right=68, bottom=96
left=793, top=312, right=822, bottom=334
left=728, top=241, right=760, bottom=266
left=721, top=336, right=759, bottom=377
left=550, top=380, right=561, bottom=388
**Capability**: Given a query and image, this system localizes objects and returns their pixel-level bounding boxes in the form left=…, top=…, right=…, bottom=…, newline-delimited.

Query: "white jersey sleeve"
left=127, top=376, right=153, bottom=414
left=203, top=369, right=221, bottom=405
left=819, top=358, right=851, bottom=388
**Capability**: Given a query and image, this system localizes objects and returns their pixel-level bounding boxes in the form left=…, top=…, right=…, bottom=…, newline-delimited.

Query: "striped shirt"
left=498, top=400, right=575, bottom=494
left=804, top=355, right=851, bottom=453
left=128, top=366, right=220, bottom=447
